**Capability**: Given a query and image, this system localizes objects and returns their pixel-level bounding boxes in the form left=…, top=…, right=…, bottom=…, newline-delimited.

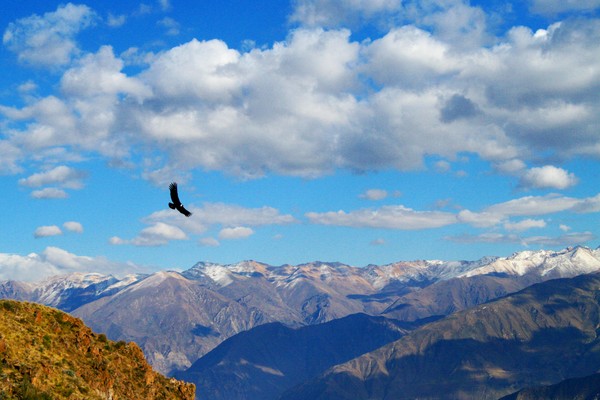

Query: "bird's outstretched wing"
left=177, top=204, right=192, bottom=217
left=168, top=182, right=192, bottom=217
left=169, top=182, right=182, bottom=206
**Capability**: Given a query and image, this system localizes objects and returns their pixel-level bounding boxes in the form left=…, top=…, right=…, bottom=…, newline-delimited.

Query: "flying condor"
left=168, top=182, right=192, bottom=217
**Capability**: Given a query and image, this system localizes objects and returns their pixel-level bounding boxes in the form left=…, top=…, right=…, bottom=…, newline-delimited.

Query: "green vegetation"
left=0, top=300, right=195, bottom=400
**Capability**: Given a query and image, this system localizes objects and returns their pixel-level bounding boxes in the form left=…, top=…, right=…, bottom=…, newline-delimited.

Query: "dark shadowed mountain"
left=500, top=372, right=600, bottom=400
left=176, top=313, right=420, bottom=400
left=280, top=272, right=600, bottom=400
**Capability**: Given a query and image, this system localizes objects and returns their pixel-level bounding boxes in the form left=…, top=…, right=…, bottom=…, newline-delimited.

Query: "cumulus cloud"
left=34, top=225, right=63, bottom=238
left=0, top=247, right=146, bottom=281
left=519, top=165, right=578, bottom=190
left=111, top=222, right=187, bottom=247
left=218, top=226, right=254, bottom=240
left=0, top=5, right=599, bottom=187
left=19, top=165, right=86, bottom=189
left=113, top=202, right=295, bottom=246
left=2, top=3, right=96, bottom=67
left=63, top=221, right=83, bottom=233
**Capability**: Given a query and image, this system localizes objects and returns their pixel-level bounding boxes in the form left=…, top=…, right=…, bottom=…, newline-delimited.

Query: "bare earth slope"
left=0, top=300, right=195, bottom=400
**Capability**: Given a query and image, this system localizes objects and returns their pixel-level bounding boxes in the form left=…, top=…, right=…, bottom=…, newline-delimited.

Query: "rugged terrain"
left=0, top=299, right=195, bottom=400
left=176, top=313, right=419, bottom=400
left=281, top=272, right=600, bottom=400
left=1, top=246, right=599, bottom=376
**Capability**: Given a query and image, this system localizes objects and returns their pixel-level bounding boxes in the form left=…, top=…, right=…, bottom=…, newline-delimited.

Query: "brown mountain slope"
left=0, top=300, right=195, bottom=400
left=281, top=272, right=600, bottom=400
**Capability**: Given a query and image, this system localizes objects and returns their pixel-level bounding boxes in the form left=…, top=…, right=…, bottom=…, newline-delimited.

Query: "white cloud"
left=446, top=230, right=595, bottom=247
left=308, top=192, right=600, bottom=231
left=364, top=26, right=459, bottom=88
left=504, top=218, right=547, bottom=232
left=559, top=224, right=571, bottom=232
left=158, top=17, right=180, bottom=36
left=0, top=247, right=146, bottom=281
left=446, top=232, right=523, bottom=244
left=2, top=3, right=96, bottom=67
left=144, top=203, right=297, bottom=234
left=218, top=226, right=254, bottom=240
left=306, top=205, right=457, bottom=230
left=523, top=231, right=596, bottom=246
left=571, top=193, right=600, bottom=213
left=19, top=165, right=86, bottom=189
left=63, top=221, right=83, bottom=233
left=456, top=209, right=505, bottom=228
left=519, top=165, right=578, bottom=190
left=114, top=202, right=294, bottom=247
left=34, top=225, right=63, bottom=238
left=112, top=222, right=187, bottom=247
left=359, top=189, right=388, bottom=201
left=485, top=194, right=581, bottom=217
left=107, top=13, right=126, bottom=27
left=1, top=7, right=599, bottom=186
left=199, top=237, right=220, bottom=247
left=31, top=188, right=68, bottom=199
left=290, top=0, right=402, bottom=27
left=61, top=46, right=151, bottom=99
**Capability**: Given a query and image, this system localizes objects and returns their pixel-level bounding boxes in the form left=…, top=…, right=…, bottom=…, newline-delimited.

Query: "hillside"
left=177, top=313, right=418, bottom=400
left=0, top=300, right=195, bottom=400
left=281, top=272, right=600, bottom=400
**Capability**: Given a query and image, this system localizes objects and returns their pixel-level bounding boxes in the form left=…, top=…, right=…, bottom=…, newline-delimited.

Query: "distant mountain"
left=0, top=272, right=144, bottom=311
left=176, top=313, right=419, bottom=400
left=0, top=299, right=194, bottom=400
left=280, top=272, right=600, bottom=400
left=383, top=246, right=600, bottom=322
left=72, top=271, right=279, bottom=375
left=1, top=246, right=599, bottom=376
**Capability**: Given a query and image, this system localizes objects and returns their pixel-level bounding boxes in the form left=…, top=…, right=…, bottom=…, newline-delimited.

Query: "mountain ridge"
left=1, top=245, right=599, bottom=375
left=280, top=271, right=600, bottom=400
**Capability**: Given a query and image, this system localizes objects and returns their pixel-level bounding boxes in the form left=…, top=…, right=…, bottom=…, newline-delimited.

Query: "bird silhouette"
left=168, top=182, right=192, bottom=217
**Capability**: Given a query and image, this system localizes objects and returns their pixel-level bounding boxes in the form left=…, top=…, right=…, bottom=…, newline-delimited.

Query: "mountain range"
left=281, top=272, right=600, bottom=399
left=1, top=245, right=600, bottom=394
left=176, top=313, right=420, bottom=400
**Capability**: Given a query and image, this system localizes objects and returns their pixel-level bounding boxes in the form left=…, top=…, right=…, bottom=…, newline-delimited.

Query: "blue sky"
left=1, top=0, right=599, bottom=280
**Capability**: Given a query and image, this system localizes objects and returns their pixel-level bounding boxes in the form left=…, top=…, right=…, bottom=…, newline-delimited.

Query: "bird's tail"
left=169, top=202, right=176, bottom=209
